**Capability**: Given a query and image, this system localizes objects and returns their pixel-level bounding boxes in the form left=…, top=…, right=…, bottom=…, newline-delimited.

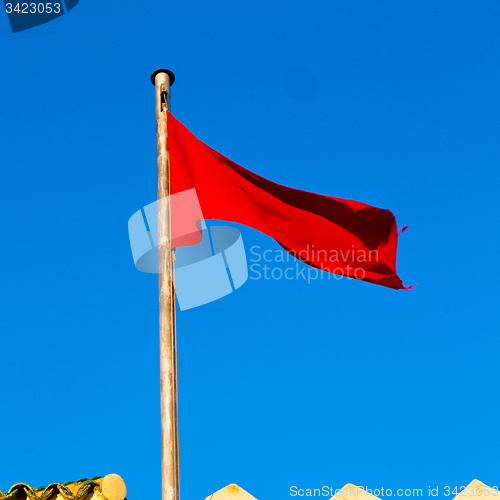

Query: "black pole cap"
left=150, top=69, right=175, bottom=86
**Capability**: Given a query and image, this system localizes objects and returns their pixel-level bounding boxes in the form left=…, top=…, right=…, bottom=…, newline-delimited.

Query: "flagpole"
left=151, top=68, right=179, bottom=500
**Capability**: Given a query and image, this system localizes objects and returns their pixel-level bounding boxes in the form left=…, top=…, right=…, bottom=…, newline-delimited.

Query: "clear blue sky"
left=1, top=1, right=499, bottom=499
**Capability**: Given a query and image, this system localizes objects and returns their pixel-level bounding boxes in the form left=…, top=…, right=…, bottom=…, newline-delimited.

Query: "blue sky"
left=1, top=0, right=500, bottom=499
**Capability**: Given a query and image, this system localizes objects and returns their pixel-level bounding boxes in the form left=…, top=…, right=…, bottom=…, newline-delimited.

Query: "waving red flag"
left=168, top=111, right=408, bottom=290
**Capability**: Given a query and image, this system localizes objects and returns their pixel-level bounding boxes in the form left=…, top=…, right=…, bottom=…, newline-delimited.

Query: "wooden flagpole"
left=151, top=68, right=179, bottom=500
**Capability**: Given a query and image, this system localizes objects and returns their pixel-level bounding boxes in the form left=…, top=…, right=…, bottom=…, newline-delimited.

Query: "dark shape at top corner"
left=64, top=0, right=80, bottom=12
left=5, top=1, right=65, bottom=33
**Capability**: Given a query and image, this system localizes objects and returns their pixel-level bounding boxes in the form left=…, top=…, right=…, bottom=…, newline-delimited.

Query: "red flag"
left=168, top=112, right=408, bottom=290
